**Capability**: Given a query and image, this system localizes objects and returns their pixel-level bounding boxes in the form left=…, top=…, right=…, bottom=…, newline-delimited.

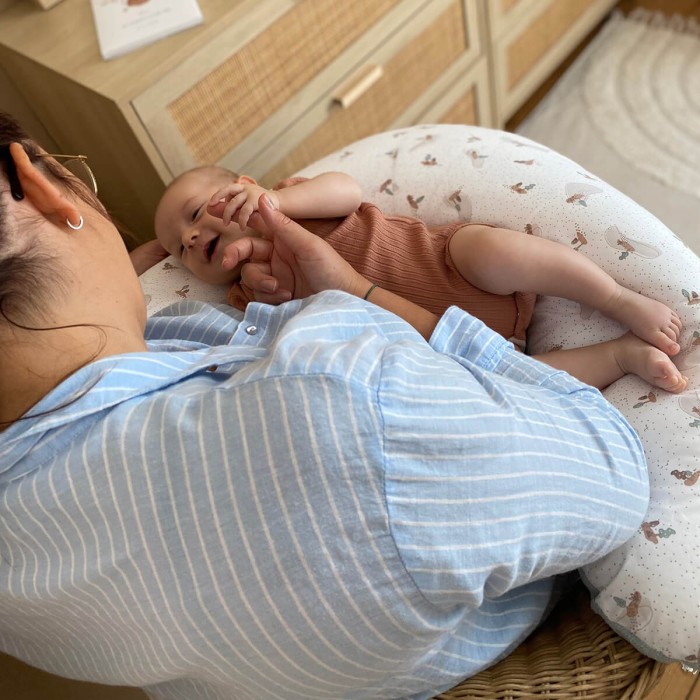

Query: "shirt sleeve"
left=429, top=305, right=590, bottom=394
left=381, top=303, right=649, bottom=609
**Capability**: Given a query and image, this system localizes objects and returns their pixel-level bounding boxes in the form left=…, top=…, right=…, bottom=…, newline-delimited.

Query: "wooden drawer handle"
left=332, top=64, right=384, bottom=109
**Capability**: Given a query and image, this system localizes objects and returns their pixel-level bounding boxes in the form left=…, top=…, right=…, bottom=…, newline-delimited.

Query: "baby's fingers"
left=237, top=200, right=259, bottom=232
left=222, top=191, right=252, bottom=226
left=208, top=183, right=244, bottom=207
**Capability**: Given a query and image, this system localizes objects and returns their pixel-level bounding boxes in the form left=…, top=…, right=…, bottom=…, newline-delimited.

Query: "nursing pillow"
left=140, top=124, right=700, bottom=670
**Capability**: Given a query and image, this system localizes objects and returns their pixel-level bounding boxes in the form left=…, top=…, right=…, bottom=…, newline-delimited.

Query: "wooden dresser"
left=0, top=0, right=615, bottom=245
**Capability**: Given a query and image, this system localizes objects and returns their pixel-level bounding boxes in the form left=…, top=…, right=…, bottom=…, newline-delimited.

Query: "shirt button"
left=245, top=325, right=258, bottom=335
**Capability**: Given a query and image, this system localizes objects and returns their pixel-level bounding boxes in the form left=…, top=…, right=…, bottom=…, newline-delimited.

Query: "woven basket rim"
left=435, top=581, right=666, bottom=699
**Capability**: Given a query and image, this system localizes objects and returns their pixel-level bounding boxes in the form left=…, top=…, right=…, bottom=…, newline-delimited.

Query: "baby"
left=137, top=166, right=686, bottom=393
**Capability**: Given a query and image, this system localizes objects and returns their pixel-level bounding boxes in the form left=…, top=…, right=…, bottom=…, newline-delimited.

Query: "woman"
left=0, top=112, right=648, bottom=700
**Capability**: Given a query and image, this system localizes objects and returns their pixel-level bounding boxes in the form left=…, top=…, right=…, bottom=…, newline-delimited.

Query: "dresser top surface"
left=0, top=0, right=294, bottom=98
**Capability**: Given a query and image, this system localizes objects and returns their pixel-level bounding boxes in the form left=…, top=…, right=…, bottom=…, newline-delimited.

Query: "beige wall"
left=0, top=64, right=58, bottom=150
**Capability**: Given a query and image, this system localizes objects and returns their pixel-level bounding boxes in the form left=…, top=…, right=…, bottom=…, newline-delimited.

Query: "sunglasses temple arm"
left=0, top=145, right=24, bottom=201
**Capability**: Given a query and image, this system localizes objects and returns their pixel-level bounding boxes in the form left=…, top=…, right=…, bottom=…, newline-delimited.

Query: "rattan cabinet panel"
left=487, top=0, right=617, bottom=124
left=167, top=0, right=402, bottom=165
left=415, top=56, right=493, bottom=129
left=134, top=0, right=438, bottom=177
left=258, top=0, right=475, bottom=187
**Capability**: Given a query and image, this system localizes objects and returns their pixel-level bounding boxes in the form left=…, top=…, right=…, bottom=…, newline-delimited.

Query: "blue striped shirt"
left=0, top=292, right=648, bottom=699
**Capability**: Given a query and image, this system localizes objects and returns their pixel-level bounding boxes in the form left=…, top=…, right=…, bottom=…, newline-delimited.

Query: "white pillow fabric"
left=140, top=124, right=700, bottom=669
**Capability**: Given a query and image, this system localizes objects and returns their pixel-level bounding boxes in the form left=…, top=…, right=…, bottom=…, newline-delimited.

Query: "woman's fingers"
left=255, top=194, right=367, bottom=297
left=221, top=236, right=273, bottom=270
left=222, top=236, right=293, bottom=299
left=254, top=290, right=293, bottom=304
left=207, top=200, right=227, bottom=220
left=240, top=261, right=284, bottom=296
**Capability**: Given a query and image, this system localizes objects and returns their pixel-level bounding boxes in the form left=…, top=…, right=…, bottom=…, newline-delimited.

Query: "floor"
left=507, top=0, right=700, bottom=131
left=645, top=663, right=699, bottom=700
left=509, top=0, right=700, bottom=694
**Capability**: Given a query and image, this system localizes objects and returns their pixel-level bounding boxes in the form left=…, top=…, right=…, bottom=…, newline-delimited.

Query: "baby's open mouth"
left=206, top=236, right=220, bottom=262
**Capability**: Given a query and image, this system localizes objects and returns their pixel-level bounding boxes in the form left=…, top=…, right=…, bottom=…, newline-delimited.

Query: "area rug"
left=516, top=9, right=700, bottom=255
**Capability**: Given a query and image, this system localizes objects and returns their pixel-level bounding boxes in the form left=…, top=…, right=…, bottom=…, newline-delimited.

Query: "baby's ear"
left=236, top=174, right=257, bottom=186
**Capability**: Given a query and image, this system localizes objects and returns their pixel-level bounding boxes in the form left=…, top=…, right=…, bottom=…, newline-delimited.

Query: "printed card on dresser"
left=90, top=0, right=203, bottom=61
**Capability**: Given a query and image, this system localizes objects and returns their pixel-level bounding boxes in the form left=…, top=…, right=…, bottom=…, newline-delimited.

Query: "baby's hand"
left=207, top=182, right=279, bottom=231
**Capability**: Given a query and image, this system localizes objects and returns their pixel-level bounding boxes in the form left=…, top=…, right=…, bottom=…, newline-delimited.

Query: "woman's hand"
left=221, top=194, right=368, bottom=304
left=224, top=194, right=439, bottom=339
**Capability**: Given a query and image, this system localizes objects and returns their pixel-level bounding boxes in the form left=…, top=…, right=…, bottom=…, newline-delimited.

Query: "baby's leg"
left=448, top=225, right=682, bottom=354
left=533, top=334, right=688, bottom=392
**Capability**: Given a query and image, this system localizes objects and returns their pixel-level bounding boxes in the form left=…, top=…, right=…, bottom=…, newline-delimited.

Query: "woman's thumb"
left=257, top=193, right=305, bottom=245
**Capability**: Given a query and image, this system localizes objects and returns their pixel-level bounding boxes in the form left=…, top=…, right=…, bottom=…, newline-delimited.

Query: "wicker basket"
left=436, top=582, right=665, bottom=700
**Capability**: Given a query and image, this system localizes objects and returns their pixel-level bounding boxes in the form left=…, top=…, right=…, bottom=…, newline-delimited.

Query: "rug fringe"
left=625, top=7, right=700, bottom=36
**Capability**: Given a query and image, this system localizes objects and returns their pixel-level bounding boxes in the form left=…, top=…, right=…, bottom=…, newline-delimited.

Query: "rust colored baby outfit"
left=228, top=202, right=535, bottom=345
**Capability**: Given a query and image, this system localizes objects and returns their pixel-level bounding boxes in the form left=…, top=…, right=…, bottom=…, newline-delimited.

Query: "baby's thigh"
left=448, top=224, right=526, bottom=294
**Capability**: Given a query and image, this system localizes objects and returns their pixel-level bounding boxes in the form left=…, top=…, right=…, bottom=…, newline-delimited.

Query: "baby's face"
left=155, top=172, right=258, bottom=286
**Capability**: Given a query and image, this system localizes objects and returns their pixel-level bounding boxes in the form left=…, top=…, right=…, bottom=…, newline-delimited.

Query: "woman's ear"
left=9, top=143, right=81, bottom=227
left=236, top=174, right=258, bottom=186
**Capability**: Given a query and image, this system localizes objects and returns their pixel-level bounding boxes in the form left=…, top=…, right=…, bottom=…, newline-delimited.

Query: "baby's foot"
left=614, top=333, right=688, bottom=393
left=603, top=285, right=682, bottom=356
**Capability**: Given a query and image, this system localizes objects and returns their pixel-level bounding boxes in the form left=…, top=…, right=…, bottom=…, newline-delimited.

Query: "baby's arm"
left=208, top=172, right=362, bottom=231
left=274, top=172, right=362, bottom=219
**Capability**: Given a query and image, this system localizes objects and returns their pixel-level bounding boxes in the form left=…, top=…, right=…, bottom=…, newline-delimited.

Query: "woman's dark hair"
left=0, top=111, right=111, bottom=325
left=0, top=111, right=108, bottom=426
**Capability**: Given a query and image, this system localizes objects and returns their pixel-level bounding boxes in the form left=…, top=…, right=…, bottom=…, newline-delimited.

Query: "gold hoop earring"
left=67, top=215, right=84, bottom=231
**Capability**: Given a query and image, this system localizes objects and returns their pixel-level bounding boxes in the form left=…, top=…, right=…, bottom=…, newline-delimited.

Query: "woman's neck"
left=0, top=324, right=147, bottom=429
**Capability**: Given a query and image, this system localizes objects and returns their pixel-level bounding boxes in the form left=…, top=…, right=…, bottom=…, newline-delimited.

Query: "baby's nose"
left=182, top=229, right=199, bottom=249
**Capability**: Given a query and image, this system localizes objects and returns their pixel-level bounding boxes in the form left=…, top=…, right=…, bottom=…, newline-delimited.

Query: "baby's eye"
left=191, top=204, right=203, bottom=222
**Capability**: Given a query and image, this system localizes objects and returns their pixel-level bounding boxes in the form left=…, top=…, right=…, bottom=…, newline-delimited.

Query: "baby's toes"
left=653, top=360, right=687, bottom=393
left=670, top=313, right=683, bottom=338
left=662, top=373, right=689, bottom=394
left=651, top=329, right=680, bottom=356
